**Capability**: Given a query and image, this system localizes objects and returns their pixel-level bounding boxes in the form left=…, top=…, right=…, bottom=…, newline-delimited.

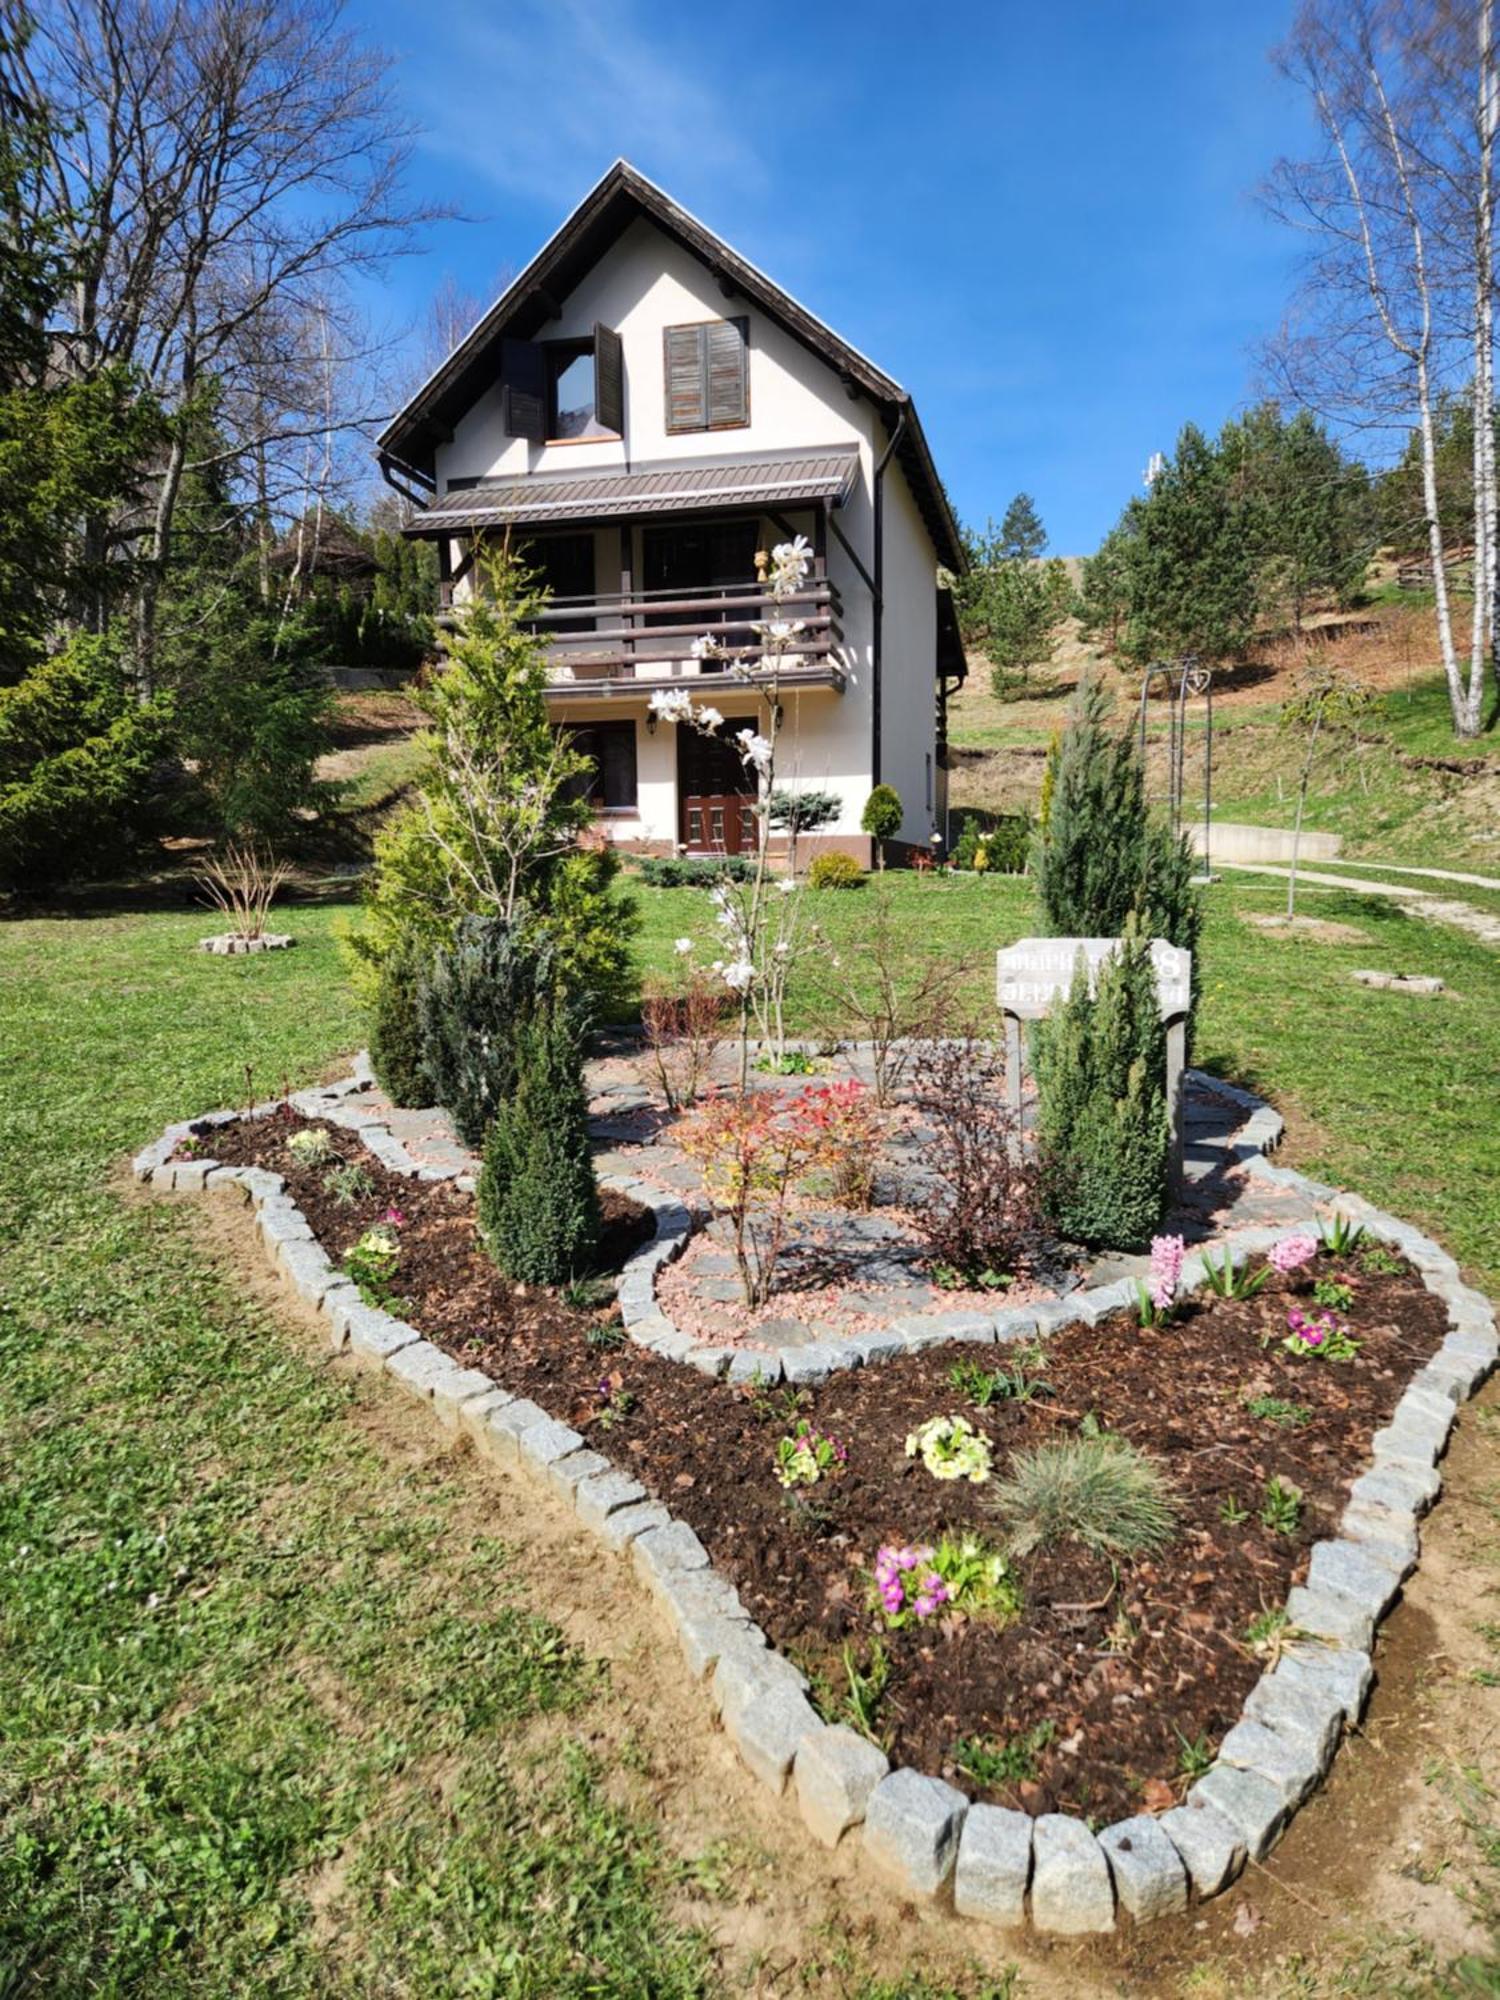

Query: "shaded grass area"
left=0, top=910, right=714, bottom=1996
left=630, top=872, right=1500, bottom=1293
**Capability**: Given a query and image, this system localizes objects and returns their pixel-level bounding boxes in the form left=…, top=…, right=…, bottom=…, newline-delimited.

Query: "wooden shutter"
left=501, top=338, right=546, bottom=442
left=705, top=316, right=749, bottom=428
left=664, top=323, right=706, bottom=433
left=664, top=318, right=749, bottom=433
left=593, top=322, right=624, bottom=434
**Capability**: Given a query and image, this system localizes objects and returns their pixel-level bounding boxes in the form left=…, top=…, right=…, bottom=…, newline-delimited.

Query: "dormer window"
left=502, top=323, right=623, bottom=443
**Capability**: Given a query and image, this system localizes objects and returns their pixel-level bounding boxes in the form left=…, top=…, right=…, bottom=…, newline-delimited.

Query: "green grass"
left=0, top=908, right=714, bottom=1995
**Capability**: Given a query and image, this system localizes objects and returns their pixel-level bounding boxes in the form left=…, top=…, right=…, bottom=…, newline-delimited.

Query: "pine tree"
left=1034, top=919, right=1170, bottom=1250
left=998, top=492, right=1048, bottom=562
left=478, top=998, right=600, bottom=1284
left=1122, top=423, right=1257, bottom=663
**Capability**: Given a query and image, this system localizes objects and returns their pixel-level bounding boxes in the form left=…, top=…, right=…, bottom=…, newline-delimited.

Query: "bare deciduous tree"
left=1, top=0, right=443, bottom=692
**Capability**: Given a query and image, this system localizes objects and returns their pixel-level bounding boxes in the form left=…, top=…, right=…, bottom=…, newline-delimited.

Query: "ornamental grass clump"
left=905, top=1413, right=993, bottom=1485
left=991, top=1436, right=1179, bottom=1561
left=478, top=997, right=599, bottom=1286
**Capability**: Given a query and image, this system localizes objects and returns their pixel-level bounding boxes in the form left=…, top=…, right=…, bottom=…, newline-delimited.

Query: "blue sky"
left=350, top=0, right=1312, bottom=554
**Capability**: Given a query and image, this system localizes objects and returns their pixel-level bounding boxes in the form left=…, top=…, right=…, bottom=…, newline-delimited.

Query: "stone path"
left=357, top=1041, right=1336, bottom=1379
left=1218, top=860, right=1500, bottom=947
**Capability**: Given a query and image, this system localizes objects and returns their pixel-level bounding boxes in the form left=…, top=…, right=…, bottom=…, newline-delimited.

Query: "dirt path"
left=1218, top=860, right=1500, bottom=947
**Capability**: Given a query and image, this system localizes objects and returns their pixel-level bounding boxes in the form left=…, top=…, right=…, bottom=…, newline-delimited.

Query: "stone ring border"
left=133, top=1057, right=1499, bottom=1936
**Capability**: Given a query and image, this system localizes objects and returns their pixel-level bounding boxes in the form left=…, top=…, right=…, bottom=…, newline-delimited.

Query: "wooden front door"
left=678, top=714, right=758, bottom=853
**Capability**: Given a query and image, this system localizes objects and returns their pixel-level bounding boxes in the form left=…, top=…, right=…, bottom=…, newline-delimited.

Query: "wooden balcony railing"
left=437, top=576, right=844, bottom=685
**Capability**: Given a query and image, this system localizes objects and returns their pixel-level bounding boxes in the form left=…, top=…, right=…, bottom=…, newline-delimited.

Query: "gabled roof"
left=379, top=160, right=964, bottom=572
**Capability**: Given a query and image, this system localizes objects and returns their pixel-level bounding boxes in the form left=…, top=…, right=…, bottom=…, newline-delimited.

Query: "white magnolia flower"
left=673, top=936, right=694, bottom=956
left=756, top=616, right=806, bottom=645
left=721, top=957, right=755, bottom=992
left=689, top=632, right=725, bottom=661
left=775, top=876, right=798, bottom=894
left=773, top=940, right=790, bottom=956
left=770, top=536, right=813, bottom=594
left=733, top=729, right=774, bottom=776
left=695, top=705, right=725, bottom=732
left=648, top=687, right=695, bottom=725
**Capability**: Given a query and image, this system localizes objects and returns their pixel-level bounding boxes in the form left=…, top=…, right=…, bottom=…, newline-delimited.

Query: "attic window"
left=502, top=324, right=623, bottom=443
left=664, top=317, right=749, bottom=432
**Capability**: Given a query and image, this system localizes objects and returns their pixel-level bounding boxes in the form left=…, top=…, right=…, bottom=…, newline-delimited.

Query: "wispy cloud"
left=406, top=0, right=768, bottom=215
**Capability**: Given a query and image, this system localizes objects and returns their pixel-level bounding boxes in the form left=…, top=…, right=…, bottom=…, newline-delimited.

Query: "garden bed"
left=178, top=1107, right=1448, bottom=1828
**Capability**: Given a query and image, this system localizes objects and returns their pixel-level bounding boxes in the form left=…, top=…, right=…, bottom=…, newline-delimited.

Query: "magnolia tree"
left=648, top=535, right=824, bottom=1086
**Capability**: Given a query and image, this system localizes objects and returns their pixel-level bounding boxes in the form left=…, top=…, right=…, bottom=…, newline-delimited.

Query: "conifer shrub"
left=1033, top=919, right=1170, bottom=1250
left=1031, top=672, right=1202, bottom=1033
left=367, top=930, right=431, bottom=1107
left=478, top=998, right=600, bottom=1284
left=417, top=913, right=559, bottom=1148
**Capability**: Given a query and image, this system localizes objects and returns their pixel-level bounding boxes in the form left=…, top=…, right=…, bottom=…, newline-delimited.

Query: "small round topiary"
left=808, top=850, right=866, bottom=890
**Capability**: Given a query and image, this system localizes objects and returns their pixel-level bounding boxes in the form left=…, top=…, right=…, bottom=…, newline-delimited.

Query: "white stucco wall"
left=434, top=212, right=945, bottom=850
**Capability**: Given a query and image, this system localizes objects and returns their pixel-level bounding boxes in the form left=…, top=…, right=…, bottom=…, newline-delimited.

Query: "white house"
left=378, top=161, right=967, bottom=864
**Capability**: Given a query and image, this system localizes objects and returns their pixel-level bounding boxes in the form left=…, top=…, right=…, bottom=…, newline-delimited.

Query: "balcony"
left=437, top=576, right=847, bottom=697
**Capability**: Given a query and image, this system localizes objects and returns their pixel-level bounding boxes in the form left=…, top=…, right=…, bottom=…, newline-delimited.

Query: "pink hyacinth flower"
left=1270, top=1234, right=1317, bottom=1275
left=1148, top=1233, right=1186, bottom=1312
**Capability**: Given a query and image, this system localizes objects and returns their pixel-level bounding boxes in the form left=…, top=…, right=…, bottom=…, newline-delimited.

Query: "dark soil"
left=186, top=1108, right=1449, bottom=1826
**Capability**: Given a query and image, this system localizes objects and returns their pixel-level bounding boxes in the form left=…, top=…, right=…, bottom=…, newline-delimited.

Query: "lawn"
left=0, top=878, right=1495, bottom=1991
left=0, top=911, right=718, bottom=1996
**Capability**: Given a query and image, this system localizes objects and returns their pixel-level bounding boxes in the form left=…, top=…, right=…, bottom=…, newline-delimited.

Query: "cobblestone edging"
left=134, top=1060, right=1499, bottom=1936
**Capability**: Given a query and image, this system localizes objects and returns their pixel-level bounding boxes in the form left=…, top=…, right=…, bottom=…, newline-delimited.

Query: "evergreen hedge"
left=477, top=998, right=600, bottom=1284
left=1033, top=919, right=1170, bottom=1250
left=367, top=931, right=430, bottom=1108
left=417, top=912, right=558, bottom=1149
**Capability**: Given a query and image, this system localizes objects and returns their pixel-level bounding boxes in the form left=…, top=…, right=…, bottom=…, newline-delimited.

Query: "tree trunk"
left=133, top=425, right=188, bottom=704
left=1287, top=708, right=1324, bottom=920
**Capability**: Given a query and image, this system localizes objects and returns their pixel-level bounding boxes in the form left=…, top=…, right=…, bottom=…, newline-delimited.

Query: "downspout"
left=870, top=402, right=908, bottom=788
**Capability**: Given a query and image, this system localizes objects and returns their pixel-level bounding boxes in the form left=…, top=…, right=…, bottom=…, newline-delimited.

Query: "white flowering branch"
left=647, top=536, right=823, bottom=1088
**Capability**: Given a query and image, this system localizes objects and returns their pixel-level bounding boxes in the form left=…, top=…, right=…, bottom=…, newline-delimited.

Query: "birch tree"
left=1267, top=0, right=1494, bottom=737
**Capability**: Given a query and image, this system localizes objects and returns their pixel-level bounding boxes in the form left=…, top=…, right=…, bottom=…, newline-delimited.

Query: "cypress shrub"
left=1033, top=918, right=1170, bottom=1250
left=417, top=912, right=558, bottom=1150
left=478, top=998, right=600, bottom=1284
left=368, top=931, right=430, bottom=1107
left=1032, top=672, right=1202, bottom=1037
